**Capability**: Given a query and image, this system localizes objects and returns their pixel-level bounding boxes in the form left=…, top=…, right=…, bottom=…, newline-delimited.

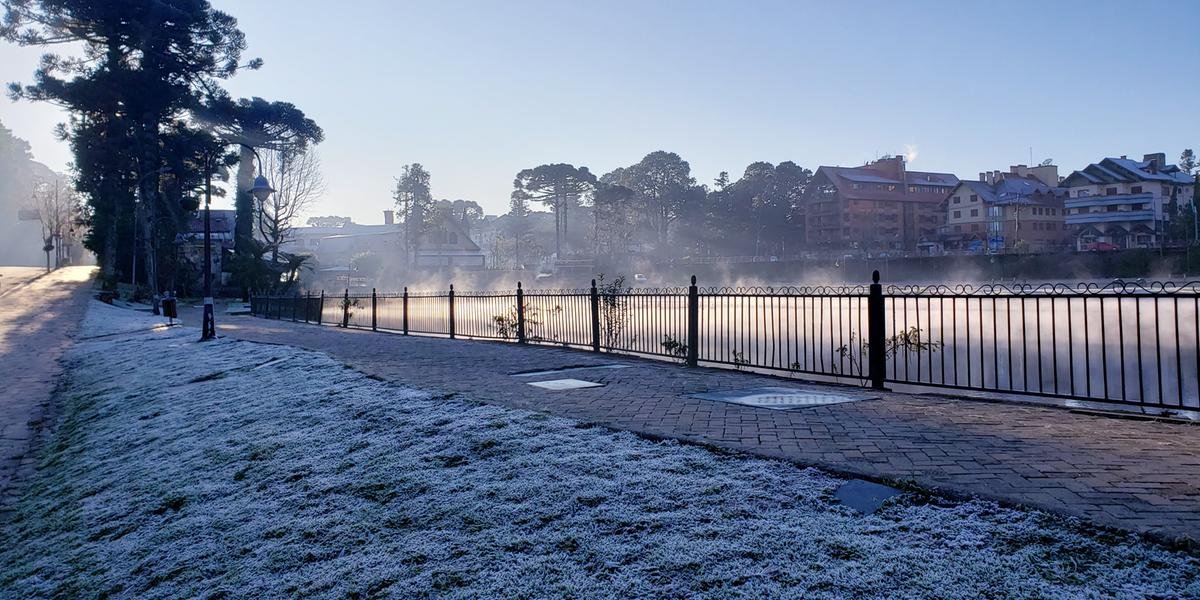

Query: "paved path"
left=0, top=267, right=47, bottom=298
left=0, top=267, right=95, bottom=506
left=212, top=314, right=1200, bottom=544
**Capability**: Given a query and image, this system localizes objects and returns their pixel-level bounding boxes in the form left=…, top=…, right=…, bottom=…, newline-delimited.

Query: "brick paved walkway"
left=213, top=314, right=1200, bottom=543
left=0, top=267, right=95, bottom=506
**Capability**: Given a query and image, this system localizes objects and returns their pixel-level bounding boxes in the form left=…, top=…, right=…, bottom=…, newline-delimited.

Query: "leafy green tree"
left=393, top=163, right=433, bottom=268
left=3, top=0, right=256, bottom=293
left=307, top=215, right=353, bottom=228
left=592, top=182, right=639, bottom=263
left=1180, top=149, right=1195, bottom=174
left=433, top=198, right=484, bottom=238
left=605, top=151, right=699, bottom=255
left=201, top=96, right=323, bottom=262
left=512, top=163, right=596, bottom=258
left=350, top=251, right=383, bottom=279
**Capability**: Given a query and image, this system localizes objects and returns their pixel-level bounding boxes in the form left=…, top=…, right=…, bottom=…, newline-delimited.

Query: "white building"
left=1061, top=153, right=1194, bottom=251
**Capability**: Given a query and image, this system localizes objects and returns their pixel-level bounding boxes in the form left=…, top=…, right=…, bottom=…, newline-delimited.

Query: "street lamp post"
left=201, top=149, right=273, bottom=341
left=201, top=154, right=217, bottom=340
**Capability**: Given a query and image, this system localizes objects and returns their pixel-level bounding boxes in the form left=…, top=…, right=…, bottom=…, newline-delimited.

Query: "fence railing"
left=251, top=273, right=1200, bottom=412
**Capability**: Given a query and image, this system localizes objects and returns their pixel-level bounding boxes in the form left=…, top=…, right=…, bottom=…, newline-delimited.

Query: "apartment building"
left=807, top=156, right=959, bottom=252
left=1061, top=153, right=1194, bottom=250
left=943, top=164, right=1068, bottom=253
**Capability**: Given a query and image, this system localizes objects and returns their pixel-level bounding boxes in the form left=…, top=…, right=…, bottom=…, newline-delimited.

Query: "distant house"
left=1061, top=153, right=1195, bottom=251
left=414, top=213, right=486, bottom=269
left=282, top=210, right=485, bottom=273
left=182, top=209, right=236, bottom=285
left=808, top=156, right=959, bottom=252
left=943, top=164, right=1068, bottom=254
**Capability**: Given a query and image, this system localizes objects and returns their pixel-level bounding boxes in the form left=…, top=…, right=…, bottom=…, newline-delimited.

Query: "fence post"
left=264, top=296, right=270, bottom=319
left=516, top=281, right=526, bottom=344
left=448, top=284, right=456, bottom=339
left=371, top=288, right=378, bottom=331
left=402, top=287, right=409, bottom=335
left=292, top=293, right=298, bottom=322
left=317, top=291, right=324, bottom=325
left=303, top=292, right=309, bottom=323
left=687, top=274, right=699, bottom=367
left=590, top=278, right=601, bottom=352
left=868, top=270, right=886, bottom=390
left=341, top=289, right=350, bottom=327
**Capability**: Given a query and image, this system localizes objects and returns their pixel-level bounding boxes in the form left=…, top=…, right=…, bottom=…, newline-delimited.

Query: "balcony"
left=1066, top=209, right=1155, bottom=225
left=1064, top=192, right=1157, bottom=226
left=1064, top=192, right=1153, bottom=210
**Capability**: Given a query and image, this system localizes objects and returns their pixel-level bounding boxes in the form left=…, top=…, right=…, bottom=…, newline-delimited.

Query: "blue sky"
left=2, top=0, right=1198, bottom=222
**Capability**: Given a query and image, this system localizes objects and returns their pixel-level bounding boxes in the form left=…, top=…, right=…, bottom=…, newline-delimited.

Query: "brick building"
left=807, top=156, right=958, bottom=252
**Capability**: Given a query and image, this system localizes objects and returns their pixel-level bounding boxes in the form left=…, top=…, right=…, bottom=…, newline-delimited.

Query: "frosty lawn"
left=2, top=303, right=1197, bottom=598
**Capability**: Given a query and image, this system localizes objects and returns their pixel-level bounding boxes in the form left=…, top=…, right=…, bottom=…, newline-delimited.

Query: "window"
left=852, top=183, right=860, bottom=190
left=1106, top=187, right=1118, bottom=195
left=971, top=224, right=979, bottom=232
left=1131, top=185, right=1142, bottom=194
left=1077, top=190, right=1090, bottom=197
left=969, top=194, right=978, bottom=202
left=908, top=185, right=916, bottom=192
left=887, top=185, right=896, bottom=191
left=953, top=225, right=962, bottom=233
left=953, top=210, right=961, bottom=219
left=953, top=196, right=961, bottom=204
left=970, top=209, right=978, bottom=217
left=1106, top=205, right=1118, bottom=212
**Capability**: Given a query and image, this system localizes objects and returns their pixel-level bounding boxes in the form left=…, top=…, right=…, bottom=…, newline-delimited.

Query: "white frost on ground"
left=2, top=301, right=1197, bottom=599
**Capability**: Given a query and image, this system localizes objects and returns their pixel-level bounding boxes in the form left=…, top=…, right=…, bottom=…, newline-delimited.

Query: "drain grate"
left=691, top=386, right=870, bottom=410
left=527, top=378, right=604, bottom=390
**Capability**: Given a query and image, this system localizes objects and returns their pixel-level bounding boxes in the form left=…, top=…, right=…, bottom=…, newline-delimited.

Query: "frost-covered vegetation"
left=2, top=302, right=1197, bottom=598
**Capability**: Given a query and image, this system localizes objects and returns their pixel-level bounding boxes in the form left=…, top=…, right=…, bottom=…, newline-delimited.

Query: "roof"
left=1064, top=156, right=1193, bottom=187
left=815, top=161, right=959, bottom=204
left=186, top=209, right=236, bottom=234
left=292, top=223, right=398, bottom=237
left=949, top=175, right=1065, bottom=206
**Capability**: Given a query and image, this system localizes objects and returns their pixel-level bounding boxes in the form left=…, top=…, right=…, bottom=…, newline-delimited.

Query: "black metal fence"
left=251, top=273, right=1200, bottom=411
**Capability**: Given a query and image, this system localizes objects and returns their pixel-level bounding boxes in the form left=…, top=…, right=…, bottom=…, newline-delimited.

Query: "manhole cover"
left=691, top=386, right=870, bottom=410
left=527, top=378, right=604, bottom=390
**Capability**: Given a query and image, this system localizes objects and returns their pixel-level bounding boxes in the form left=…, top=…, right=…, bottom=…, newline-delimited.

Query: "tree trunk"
left=235, top=145, right=256, bottom=257
left=102, top=219, right=117, bottom=281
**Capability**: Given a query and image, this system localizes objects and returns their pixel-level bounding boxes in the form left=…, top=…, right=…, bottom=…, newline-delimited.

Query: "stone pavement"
left=0, top=266, right=95, bottom=507
left=213, top=314, right=1200, bottom=544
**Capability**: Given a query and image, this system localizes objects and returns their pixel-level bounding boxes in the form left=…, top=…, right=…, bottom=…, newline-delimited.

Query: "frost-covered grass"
left=2, top=302, right=1197, bottom=599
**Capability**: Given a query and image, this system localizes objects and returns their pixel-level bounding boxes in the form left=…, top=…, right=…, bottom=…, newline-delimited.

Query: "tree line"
left=2, top=0, right=325, bottom=298
left=371, top=152, right=816, bottom=274
left=505, top=151, right=815, bottom=266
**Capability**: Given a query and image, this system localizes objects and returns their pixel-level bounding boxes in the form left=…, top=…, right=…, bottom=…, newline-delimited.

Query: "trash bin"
left=161, top=296, right=178, bottom=319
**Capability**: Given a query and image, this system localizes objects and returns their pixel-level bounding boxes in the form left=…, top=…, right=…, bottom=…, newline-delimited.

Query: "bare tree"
left=257, top=148, right=325, bottom=262
left=33, top=177, right=79, bottom=272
